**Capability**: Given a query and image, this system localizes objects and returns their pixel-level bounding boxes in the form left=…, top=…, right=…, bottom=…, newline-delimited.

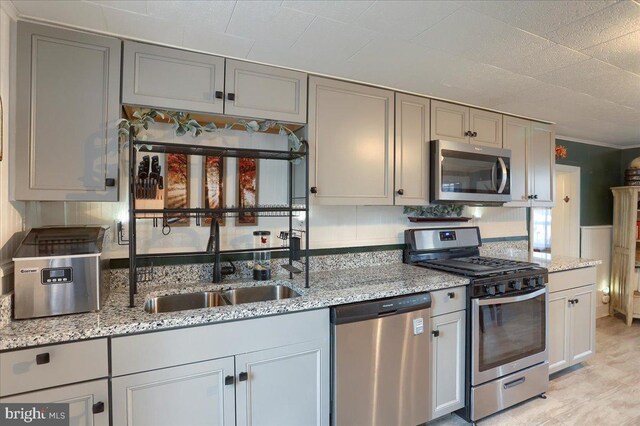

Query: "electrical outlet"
left=116, top=220, right=129, bottom=245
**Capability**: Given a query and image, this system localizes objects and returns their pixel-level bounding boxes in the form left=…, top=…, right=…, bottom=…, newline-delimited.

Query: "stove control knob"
left=537, top=276, right=546, bottom=287
left=497, top=283, right=507, bottom=294
left=510, top=280, right=522, bottom=290
left=485, top=285, right=496, bottom=296
left=523, top=277, right=531, bottom=287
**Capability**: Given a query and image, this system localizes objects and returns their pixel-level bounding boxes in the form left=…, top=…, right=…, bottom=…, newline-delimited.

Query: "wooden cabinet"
left=548, top=268, right=597, bottom=375
left=1, top=380, right=109, bottom=426
left=112, top=358, right=235, bottom=426
left=429, top=286, right=466, bottom=421
left=123, top=43, right=307, bottom=123
left=394, top=93, right=429, bottom=205
left=308, top=77, right=394, bottom=205
left=224, top=59, right=307, bottom=123
left=236, top=341, right=327, bottom=426
left=15, top=22, right=120, bottom=201
left=531, top=122, right=556, bottom=207
left=503, top=116, right=555, bottom=207
left=430, top=100, right=502, bottom=147
left=111, top=309, right=330, bottom=426
left=122, top=41, right=225, bottom=114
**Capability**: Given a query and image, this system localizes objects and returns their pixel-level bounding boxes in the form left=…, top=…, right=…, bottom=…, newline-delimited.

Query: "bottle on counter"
left=253, top=231, right=271, bottom=280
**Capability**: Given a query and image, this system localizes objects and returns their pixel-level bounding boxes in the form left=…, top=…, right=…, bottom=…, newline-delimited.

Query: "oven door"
left=472, top=287, right=547, bottom=386
left=431, top=139, right=511, bottom=204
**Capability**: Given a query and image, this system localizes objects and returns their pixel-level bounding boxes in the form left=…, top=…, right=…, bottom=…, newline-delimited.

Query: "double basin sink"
left=144, top=285, right=301, bottom=314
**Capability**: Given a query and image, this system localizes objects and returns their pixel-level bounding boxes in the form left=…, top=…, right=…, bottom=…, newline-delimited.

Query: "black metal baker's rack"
left=127, top=133, right=310, bottom=307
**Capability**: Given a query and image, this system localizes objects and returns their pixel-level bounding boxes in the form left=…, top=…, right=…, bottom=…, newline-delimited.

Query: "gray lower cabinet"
left=0, top=379, right=109, bottom=426
left=429, top=288, right=466, bottom=421
left=110, top=309, right=330, bottom=426
left=15, top=21, right=120, bottom=201
left=548, top=268, right=596, bottom=375
left=112, top=357, right=235, bottom=426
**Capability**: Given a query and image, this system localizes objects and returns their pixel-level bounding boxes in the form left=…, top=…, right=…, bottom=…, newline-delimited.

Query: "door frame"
left=552, top=164, right=581, bottom=257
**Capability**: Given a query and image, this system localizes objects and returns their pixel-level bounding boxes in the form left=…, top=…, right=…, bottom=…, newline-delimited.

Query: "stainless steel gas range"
left=404, top=227, right=549, bottom=422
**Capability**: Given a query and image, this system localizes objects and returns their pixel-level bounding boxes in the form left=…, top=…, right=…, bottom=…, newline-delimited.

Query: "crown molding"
left=555, top=134, right=634, bottom=149
left=1, top=1, right=18, bottom=20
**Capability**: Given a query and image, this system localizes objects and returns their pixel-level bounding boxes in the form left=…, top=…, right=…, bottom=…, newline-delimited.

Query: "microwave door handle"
left=491, top=161, right=498, bottom=191
left=475, top=287, right=546, bottom=306
left=497, top=157, right=507, bottom=194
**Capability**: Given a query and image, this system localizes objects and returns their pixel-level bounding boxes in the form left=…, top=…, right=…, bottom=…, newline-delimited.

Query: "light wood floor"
left=431, top=316, right=640, bottom=426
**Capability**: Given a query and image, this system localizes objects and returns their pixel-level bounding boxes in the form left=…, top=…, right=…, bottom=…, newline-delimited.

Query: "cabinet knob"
left=92, top=401, right=105, bottom=414
left=533, top=194, right=539, bottom=200
left=227, top=93, right=236, bottom=101
left=464, top=131, right=472, bottom=137
left=238, top=372, right=248, bottom=382
left=35, top=352, right=50, bottom=365
left=105, top=178, right=116, bottom=187
left=397, top=189, right=404, bottom=195
left=310, top=187, right=318, bottom=194
left=471, top=131, right=478, bottom=137
left=573, top=298, right=579, bottom=304
left=215, top=91, right=224, bottom=99
left=432, top=330, right=440, bottom=337
left=447, top=292, right=455, bottom=299
left=224, top=375, right=234, bottom=385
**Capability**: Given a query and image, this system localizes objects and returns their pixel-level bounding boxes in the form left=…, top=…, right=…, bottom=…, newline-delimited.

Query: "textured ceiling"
left=9, top=0, right=640, bottom=147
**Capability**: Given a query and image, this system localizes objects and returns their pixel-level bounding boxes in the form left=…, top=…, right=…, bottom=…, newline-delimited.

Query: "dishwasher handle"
left=332, top=292, right=431, bottom=325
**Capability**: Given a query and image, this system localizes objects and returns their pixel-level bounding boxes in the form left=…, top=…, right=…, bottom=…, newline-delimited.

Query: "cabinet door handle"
left=310, top=187, right=318, bottom=194
left=503, top=377, right=525, bottom=389
left=105, top=178, right=116, bottom=187
left=224, top=375, right=234, bottom=385
left=238, top=372, right=248, bottom=381
left=432, top=330, right=440, bottom=337
left=92, top=401, right=105, bottom=414
left=397, top=189, right=404, bottom=195
left=35, top=353, right=50, bottom=365
left=215, top=91, right=224, bottom=99
left=227, top=93, right=236, bottom=101
left=447, top=292, right=455, bottom=299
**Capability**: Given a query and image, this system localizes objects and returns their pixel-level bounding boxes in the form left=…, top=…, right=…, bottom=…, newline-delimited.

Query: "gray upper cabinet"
left=309, top=77, right=394, bottom=205
left=469, top=108, right=502, bottom=148
left=395, top=93, right=429, bottom=206
left=430, top=100, right=469, bottom=144
left=503, top=116, right=531, bottom=206
left=431, top=100, right=502, bottom=147
left=15, top=22, right=120, bottom=201
left=122, top=41, right=225, bottom=114
left=531, top=122, right=555, bottom=207
left=224, top=59, right=307, bottom=123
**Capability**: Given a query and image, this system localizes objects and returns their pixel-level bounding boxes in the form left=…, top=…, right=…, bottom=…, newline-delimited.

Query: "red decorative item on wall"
left=555, top=145, right=567, bottom=160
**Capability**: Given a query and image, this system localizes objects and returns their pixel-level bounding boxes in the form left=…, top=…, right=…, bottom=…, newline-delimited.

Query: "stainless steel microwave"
left=430, top=140, right=511, bottom=205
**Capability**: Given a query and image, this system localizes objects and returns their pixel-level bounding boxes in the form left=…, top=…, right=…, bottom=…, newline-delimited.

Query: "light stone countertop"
left=487, top=250, right=602, bottom=272
left=0, top=263, right=469, bottom=351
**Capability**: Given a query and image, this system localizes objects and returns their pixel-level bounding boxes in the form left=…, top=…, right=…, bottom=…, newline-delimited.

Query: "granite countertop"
left=489, top=250, right=602, bottom=272
left=0, top=263, right=468, bottom=351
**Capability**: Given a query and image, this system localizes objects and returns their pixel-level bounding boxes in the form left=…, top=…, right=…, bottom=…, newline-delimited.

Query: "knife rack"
left=134, top=177, right=164, bottom=218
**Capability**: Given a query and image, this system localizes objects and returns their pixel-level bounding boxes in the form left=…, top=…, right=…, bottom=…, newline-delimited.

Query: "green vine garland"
left=117, top=109, right=302, bottom=152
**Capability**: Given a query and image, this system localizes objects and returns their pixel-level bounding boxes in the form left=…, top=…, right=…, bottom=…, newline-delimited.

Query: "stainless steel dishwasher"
left=331, top=292, right=432, bottom=426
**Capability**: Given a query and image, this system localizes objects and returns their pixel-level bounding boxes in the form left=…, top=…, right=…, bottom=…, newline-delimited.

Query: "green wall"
left=555, top=139, right=621, bottom=226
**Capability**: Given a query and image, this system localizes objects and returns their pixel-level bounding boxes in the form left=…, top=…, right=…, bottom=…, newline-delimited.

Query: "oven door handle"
left=475, top=287, right=546, bottom=306
left=497, top=157, right=507, bottom=194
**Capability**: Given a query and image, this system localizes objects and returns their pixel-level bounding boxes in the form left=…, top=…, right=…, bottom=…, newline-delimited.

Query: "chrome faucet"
left=206, top=218, right=223, bottom=283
